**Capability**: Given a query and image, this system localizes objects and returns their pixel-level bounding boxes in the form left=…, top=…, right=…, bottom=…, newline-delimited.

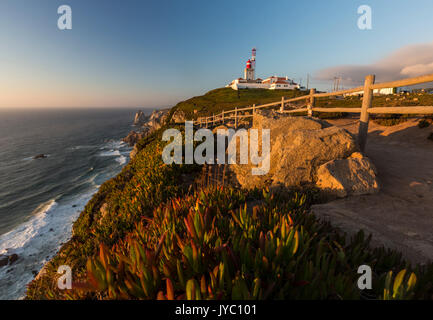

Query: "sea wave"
left=0, top=191, right=96, bottom=300
left=0, top=137, right=132, bottom=299
left=99, top=150, right=121, bottom=157
left=115, top=155, right=127, bottom=165
left=98, top=140, right=131, bottom=165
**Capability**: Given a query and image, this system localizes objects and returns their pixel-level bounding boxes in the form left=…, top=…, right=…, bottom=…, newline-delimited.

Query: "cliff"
left=24, top=91, right=433, bottom=301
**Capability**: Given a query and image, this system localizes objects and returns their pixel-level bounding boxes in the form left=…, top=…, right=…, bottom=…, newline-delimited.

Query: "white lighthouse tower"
left=251, top=47, right=256, bottom=70
left=243, top=48, right=256, bottom=80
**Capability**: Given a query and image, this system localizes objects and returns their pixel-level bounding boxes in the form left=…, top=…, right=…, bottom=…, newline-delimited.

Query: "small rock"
left=0, top=256, right=8, bottom=267
left=33, top=154, right=47, bottom=160
left=8, top=254, right=18, bottom=265
left=349, top=152, right=364, bottom=159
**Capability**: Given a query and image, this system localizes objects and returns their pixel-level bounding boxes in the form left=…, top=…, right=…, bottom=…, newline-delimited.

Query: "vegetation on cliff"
left=26, top=88, right=433, bottom=300
left=27, top=122, right=433, bottom=300
left=172, top=87, right=433, bottom=124
left=171, top=87, right=309, bottom=120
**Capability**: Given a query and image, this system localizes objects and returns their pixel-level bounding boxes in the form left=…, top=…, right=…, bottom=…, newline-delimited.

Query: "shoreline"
left=0, top=137, right=134, bottom=300
left=21, top=109, right=165, bottom=299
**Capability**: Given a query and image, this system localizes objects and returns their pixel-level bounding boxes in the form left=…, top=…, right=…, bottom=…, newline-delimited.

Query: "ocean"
left=0, top=107, right=145, bottom=300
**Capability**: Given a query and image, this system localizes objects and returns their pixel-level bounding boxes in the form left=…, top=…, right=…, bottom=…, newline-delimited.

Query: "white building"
left=227, top=49, right=300, bottom=90
left=344, top=87, right=396, bottom=96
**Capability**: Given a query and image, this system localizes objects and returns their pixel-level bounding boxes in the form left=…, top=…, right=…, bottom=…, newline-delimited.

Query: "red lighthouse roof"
left=246, top=59, right=252, bottom=69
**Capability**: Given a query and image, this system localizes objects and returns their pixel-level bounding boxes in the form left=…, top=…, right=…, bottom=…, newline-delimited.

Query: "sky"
left=1, top=0, right=433, bottom=109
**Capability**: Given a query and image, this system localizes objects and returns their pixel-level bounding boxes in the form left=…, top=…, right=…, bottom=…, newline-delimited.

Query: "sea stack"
left=133, top=110, right=146, bottom=125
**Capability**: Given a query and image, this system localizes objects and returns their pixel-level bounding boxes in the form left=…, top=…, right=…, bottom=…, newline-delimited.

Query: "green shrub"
left=372, top=114, right=410, bottom=126
left=418, top=118, right=432, bottom=128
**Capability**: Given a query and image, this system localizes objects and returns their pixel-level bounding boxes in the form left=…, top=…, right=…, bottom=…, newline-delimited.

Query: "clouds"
left=315, top=42, right=433, bottom=86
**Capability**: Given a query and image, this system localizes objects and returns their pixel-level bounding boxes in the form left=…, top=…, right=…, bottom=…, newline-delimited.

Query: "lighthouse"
left=244, top=48, right=256, bottom=80
left=227, top=47, right=300, bottom=90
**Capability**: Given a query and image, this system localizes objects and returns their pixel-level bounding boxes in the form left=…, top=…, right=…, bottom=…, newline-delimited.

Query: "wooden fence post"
left=222, top=111, right=224, bottom=124
left=280, top=96, right=285, bottom=112
left=308, top=88, right=316, bottom=117
left=235, top=107, right=238, bottom=129
left=206, top=117, right=208, bottom=128
left=253, top=104, right=256, bottom=115
left=358, top=74, right=375, bottom=152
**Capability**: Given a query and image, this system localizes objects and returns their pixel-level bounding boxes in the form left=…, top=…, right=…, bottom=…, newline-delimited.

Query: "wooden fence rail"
left=195, top=72, right=433, bottom=151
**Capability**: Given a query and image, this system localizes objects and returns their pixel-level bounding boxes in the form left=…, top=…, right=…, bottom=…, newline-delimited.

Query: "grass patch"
left=372, top=114, right=411, bottom=126
left=173, top=87, right=310, bottom=120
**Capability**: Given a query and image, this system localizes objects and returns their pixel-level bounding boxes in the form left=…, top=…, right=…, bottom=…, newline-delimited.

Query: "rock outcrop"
left=129, top=145, right=139, bottom=160
left=126, top=109, right=171, bottom=159
left=229, top=110, right=379, bottom=197
left=123, top=131, right=146, bottom=147
left=144, top=109, right=169, bottom=132
left=171, top=110, right=186, bottom=123
left=133, top=110, right=146, bottom=125
left=316, top=153, right=379, bottom=198
left=33, top=154, right=47, bottom=159
left=0, top=254, right=19, bottom=268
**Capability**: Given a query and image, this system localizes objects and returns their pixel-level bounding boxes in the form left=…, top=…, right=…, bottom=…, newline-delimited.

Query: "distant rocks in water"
left=0, top=254, right=19, bottom=268
left=0, top=256, right=8, bottom=267
left=133, top=110, right=146, bottom=126
left=33, top=154, right=47, bottom=159
left=229, top=110, right=379, bottom=198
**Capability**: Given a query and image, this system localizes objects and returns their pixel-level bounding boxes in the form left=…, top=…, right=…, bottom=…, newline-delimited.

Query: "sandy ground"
left=311, top=117, right=433, bottom=265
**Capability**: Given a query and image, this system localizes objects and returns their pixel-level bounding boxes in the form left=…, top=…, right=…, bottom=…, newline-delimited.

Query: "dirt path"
left=312, top=117, right=433, bottom=264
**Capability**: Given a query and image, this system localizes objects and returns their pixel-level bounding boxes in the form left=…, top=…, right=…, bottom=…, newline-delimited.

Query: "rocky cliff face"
left=171, top=110, right=186, bottom=123
left=229, top=110, right=379, bottom=198
left=126, top=108, right=171, bottom=159
left=122, top=131, right=146, bottom=147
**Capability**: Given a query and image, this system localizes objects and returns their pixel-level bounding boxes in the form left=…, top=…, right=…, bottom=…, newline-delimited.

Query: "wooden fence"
left=195, top=73, right=433, bottom=151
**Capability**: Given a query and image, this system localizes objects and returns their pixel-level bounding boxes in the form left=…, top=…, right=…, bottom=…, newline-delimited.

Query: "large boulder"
left=229, top=110, right=378, bottom=197
left=316, top=153, right=379, bottom=198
